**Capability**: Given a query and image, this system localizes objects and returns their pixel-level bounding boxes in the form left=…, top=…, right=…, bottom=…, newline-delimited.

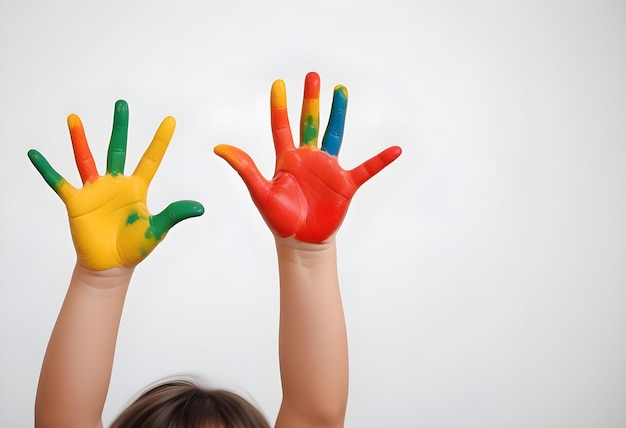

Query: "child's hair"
left=110, top=378, right=270, bottom=428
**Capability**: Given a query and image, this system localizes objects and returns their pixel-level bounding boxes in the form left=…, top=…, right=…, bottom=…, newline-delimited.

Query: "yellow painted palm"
left=28, top=100, right=204, bottom=270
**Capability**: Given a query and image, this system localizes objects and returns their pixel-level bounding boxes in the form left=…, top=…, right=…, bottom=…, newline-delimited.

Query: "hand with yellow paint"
left=28, top=100, right=204, bottom=271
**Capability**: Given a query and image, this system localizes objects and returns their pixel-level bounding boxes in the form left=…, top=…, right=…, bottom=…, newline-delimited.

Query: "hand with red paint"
left=214, top=72, right=402, bottom=243
left=28, top=100, right=204, bottom=271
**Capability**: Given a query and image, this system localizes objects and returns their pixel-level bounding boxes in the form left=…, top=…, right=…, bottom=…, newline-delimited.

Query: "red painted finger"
left=300, top=71, right=320, bottom=148
left=270, top=79, right=294, bottom=156
left=349, top=146, right=402, bottom=188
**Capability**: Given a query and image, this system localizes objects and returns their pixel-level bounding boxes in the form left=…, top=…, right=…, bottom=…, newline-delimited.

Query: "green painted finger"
left=28, top=149, right=70, bottom=197
left=107, top=100, right=129, bottom=176
left=150, top=200, right=205, bottom=241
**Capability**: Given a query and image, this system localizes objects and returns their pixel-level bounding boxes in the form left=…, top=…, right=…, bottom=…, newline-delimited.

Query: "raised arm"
left=30, top=100, right=204, bottom=428
left=214, top=72, right=401, bottom=427
left=273, top=236, right=346, bottom=428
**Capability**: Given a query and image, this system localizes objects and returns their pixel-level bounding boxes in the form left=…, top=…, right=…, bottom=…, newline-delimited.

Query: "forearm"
left=275, top=237, right=348, bottom=428
left=35, top=264, right=133, bottom=428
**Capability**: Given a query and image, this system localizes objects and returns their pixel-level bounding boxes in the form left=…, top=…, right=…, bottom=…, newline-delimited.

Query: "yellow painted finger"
left=133, top=116, right=175, bottom=184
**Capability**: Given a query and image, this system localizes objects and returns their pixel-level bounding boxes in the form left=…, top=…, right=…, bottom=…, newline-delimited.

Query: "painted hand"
left=214, top=72, right=402, bottom=243
left=28, top=100, right=204, bottom=270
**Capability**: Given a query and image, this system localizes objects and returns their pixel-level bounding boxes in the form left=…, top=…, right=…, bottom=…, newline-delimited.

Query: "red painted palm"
left=215, top=72, right=402, bottom=243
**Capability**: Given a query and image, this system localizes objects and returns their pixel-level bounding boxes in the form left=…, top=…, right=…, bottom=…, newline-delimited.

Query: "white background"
left=1, top=0, right=625, bottom=426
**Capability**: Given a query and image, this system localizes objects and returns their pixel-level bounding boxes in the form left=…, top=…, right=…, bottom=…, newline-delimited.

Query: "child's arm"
left=215, top=72, right=401, bottom=427
left=36, top=266, right=133, bottom=428
left=30, top=100, right=204, bottom=428
left=273, top=237, right=347, bottom=428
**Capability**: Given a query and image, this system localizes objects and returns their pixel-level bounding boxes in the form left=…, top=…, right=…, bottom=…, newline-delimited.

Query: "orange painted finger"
left=68, top=114, right=98, bottom=183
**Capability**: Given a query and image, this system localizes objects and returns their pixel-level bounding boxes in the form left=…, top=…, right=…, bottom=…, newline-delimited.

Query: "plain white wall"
left=1, top=0, right=625, bottom=426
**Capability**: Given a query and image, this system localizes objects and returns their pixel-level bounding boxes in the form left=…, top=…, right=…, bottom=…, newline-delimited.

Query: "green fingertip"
left=150, top=201, right=205, bottom=241
left=115, top=99, right=128, bottom=110
left=28, top=149, right=66, bottom=193
left=107, top=100, right=129, bottom=176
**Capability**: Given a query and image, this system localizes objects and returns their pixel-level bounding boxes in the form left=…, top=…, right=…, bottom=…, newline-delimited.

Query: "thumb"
left=214, top=144, right=270, bottom=201
left=150, top=200, right=204, bottom=241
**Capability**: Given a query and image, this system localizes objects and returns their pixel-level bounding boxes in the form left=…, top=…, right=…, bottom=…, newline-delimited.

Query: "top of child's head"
left=110, top=377, right=270, bottom=428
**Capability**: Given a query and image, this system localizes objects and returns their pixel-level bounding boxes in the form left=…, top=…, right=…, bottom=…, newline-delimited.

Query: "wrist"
left=72, top=263, right=135, bottom=291
left=274, top=235, right=337, bottom=268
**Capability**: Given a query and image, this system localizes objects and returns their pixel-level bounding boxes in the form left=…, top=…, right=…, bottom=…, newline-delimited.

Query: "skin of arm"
left=214, top=72, right=401, bottom=427
left=274, top=236, right=348, bottom=428
left=30, top=100, right=204, bottom=428
left=36, top=266, right=133, bottom=428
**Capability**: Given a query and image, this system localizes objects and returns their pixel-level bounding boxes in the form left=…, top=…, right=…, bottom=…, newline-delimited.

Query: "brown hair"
left=110, top=379, right=270, bottom=428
